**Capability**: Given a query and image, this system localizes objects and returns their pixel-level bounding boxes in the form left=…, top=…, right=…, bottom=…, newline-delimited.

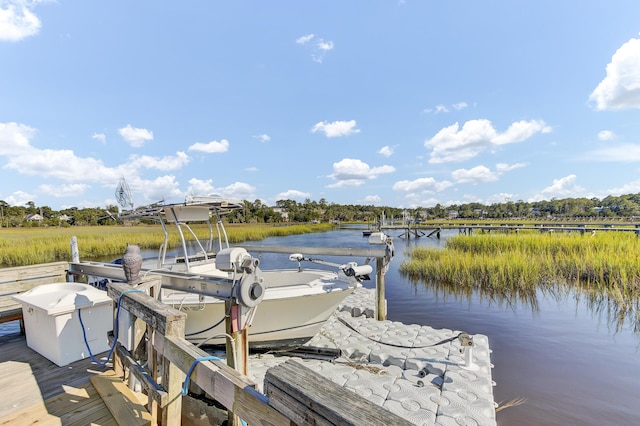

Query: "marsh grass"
left=0, top=223, right=335, bottom=267
left=401, top=232, right=640, bottom=331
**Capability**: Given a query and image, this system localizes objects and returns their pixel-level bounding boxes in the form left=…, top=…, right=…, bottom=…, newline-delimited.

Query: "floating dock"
left=210, top=288, right=498, bottom=425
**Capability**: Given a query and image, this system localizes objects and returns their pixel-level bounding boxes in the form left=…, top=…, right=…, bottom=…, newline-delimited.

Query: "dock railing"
left=103, top=278, right=410, bottom=426
left=104, top=280, right=289, bottom=425
left=0, top=261, right=69, bottom=332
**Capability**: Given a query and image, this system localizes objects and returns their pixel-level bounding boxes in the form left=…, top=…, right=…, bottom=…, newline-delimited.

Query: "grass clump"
left=401, top=232, right=640, bottom=330
left=0, top=223, right=335, bottom=267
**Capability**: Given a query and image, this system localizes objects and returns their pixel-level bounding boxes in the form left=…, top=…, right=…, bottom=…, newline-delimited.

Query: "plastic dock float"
left=213, top=288, right=497, bottom=425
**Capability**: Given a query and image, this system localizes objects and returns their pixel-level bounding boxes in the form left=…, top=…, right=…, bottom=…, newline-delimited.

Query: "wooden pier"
left=1, top=242, right=417, bottom=426
left=378, top=222, right=640, bottom=239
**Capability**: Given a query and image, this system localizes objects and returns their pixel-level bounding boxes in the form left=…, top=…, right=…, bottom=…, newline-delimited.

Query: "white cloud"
left=187, top=178, right=255, bottom=200
left=589, top=36, right=640, bottom=110
left=131, top=175, right=182, bottom=203
left=0, top=0, right=42, bottom=42
left=392, top=177, right=453, bottom=193
left=127, top=152, right=190, bottom=171
left=254, top=134, right=270, bottom=142
left=187, top=178, right=215, bottom=195
left=597, top=130, right=616, bottom=141
left=0, top=121, right=35, bottom=155
left=424, top=102, right=468, bottom=114
left=3, top=190, right=33, bottom=206
left=495, top=162, right=526, bottom=172
left=296, top=33, right=334, bottom=63
left=363, top=195, right=381, bottom=204
left=528, top=174, right=591, bottom=202
left=245, top=166, right=258, bottom=172
left=583, top=143, right=640, bottom=162
left=606, top=179, right=640, bottom=196
left=378, top=145, right=395, bottom=157
left=311, top=120, right=360, bottom=138
left=317, top=40, right=334, bottom=51
left=218, top=182, right=256, bottom=199
left=5, top=148, right=122, bottom=183
left=277, top=189, right=310, bottom=200
left=424, top=119, right=551, bottom=163
left=451, top=163, right=525, bottom=185
left=188, top=139, right=229, bottom=153
left=296, top=34, right=314, bottom=44
left=119, top=124, right=153, bottom=148
left=486, top=192, right=516, bottom=204
left=92, top=132, right=106, bottom=144
left=39, top=183, right=90, bottom=197
left=328, top=158, right=395, bottom=188
left=452, top=165, right=498, bottom=184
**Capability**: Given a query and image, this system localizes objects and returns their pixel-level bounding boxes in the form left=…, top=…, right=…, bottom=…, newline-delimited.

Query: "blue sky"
left=1, top=1, right=640, bottom=211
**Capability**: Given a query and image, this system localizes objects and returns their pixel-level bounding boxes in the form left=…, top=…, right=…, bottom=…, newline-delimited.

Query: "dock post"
left=225, top=300, right=248, bottom=376
left=225, top=300, right=249, bottom=426
left=376, top=257, right=387, bottom=321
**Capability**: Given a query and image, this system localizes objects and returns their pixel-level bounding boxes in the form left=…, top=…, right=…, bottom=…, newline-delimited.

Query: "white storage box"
left=12, top=283, right=113, bottom=366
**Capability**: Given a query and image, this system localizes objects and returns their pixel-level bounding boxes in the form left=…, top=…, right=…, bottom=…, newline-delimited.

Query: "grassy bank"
left=0, top=223, right=335, bottom=267
left=400, top=232, right=640, bottom=329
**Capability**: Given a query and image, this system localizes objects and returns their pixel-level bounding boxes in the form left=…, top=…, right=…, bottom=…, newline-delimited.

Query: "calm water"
left=246, top=228, right=640, bottom=425
left=3, top=228, right=639, bottom=424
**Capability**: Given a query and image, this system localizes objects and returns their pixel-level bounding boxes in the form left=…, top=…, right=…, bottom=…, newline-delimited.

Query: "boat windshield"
left=118, top=196, right=243, bottom=271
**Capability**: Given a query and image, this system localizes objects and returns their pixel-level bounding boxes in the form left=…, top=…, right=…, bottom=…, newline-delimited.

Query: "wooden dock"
left=1, top=251, right=419, bottom=426
left=0, top=332, right=118, bottom=425
left=379, top=222, right=640, bottom=239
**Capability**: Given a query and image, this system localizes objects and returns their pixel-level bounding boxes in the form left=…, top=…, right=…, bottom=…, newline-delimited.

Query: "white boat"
left=116, top=195, right=390, bottom=349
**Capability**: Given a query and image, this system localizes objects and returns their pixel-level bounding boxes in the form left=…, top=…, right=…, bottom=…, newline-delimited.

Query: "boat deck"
left=0, top=331, right=117, bottom=425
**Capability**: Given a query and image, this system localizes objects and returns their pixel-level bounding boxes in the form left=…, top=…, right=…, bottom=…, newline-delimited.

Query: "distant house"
left=25, top=213, right=44, bottom=222
left=447, top=210, right=459, bottom=219
left=272, top=207, right=289, bottom=221
left=58, top=214, right=71, bottom=222
left=473, top=209, right=487, bottom=217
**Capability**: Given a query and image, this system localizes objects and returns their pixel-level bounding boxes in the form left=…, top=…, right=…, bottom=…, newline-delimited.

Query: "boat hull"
left=178, top=288, right=354, bottom=348
left=159, top=268, right=359, bottom=349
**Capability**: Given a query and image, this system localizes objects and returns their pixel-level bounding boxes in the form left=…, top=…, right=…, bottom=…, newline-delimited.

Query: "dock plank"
left=90, top=370, right=151, bottom=426
left=0, top=360, right=44, bottom=418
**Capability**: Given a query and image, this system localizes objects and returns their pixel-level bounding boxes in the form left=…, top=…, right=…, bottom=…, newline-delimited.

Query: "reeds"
left=400, top=231, right=640, bottom=331
left=0, top=223, right=335, bottom=267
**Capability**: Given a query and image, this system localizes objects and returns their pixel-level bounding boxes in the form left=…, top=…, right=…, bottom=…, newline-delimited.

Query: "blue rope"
left=78, top=289, right=142, bottom=366
left=181, top=355, right=221, bottom=396
left=181, top=356, right=248, bottom=426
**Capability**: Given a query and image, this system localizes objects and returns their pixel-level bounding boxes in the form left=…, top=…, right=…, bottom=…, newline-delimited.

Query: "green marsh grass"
left=401, top=231, right=640, bottom=331
left=0, top=223, right=335, bottom=267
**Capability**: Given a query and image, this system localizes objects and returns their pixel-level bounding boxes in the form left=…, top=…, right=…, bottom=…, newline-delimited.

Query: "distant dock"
left=374, top=222, right=640, bottom=239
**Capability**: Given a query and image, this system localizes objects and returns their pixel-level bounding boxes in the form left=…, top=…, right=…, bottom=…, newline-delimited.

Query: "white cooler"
left=12, top=283, right=113, bottom=366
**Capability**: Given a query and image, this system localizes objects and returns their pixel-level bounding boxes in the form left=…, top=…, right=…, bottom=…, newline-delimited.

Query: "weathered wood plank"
left=0, top=262, right=69, bottom=326
left=0, top=306, right=21, bottom=322
left=0, top=401, right=61, bottom=425
left=107, top=282, right=186, bottom=337
left=162, top=355, right=184, bottom=425
left=0, top=361, right=43, bottom=419
left=159, top=334, right=290, bottom=426
left=0, top=262, right=68, bottom=287
left=265, top=359, right=413, bottom=426
left=90, top=370, right=152, bottom=426
left=107, top=333, right=169, bottom=408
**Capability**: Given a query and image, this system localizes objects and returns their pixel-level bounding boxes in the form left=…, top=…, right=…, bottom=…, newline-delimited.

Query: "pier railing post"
left=376, top=256, right=386, bottom=321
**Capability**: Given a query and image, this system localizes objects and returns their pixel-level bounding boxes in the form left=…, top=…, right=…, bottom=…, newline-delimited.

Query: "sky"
left=1, top=1, right=640, bottom=211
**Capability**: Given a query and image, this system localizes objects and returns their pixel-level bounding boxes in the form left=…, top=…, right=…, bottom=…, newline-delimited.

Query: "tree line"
left=1, top=193, right=640, bottom=227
